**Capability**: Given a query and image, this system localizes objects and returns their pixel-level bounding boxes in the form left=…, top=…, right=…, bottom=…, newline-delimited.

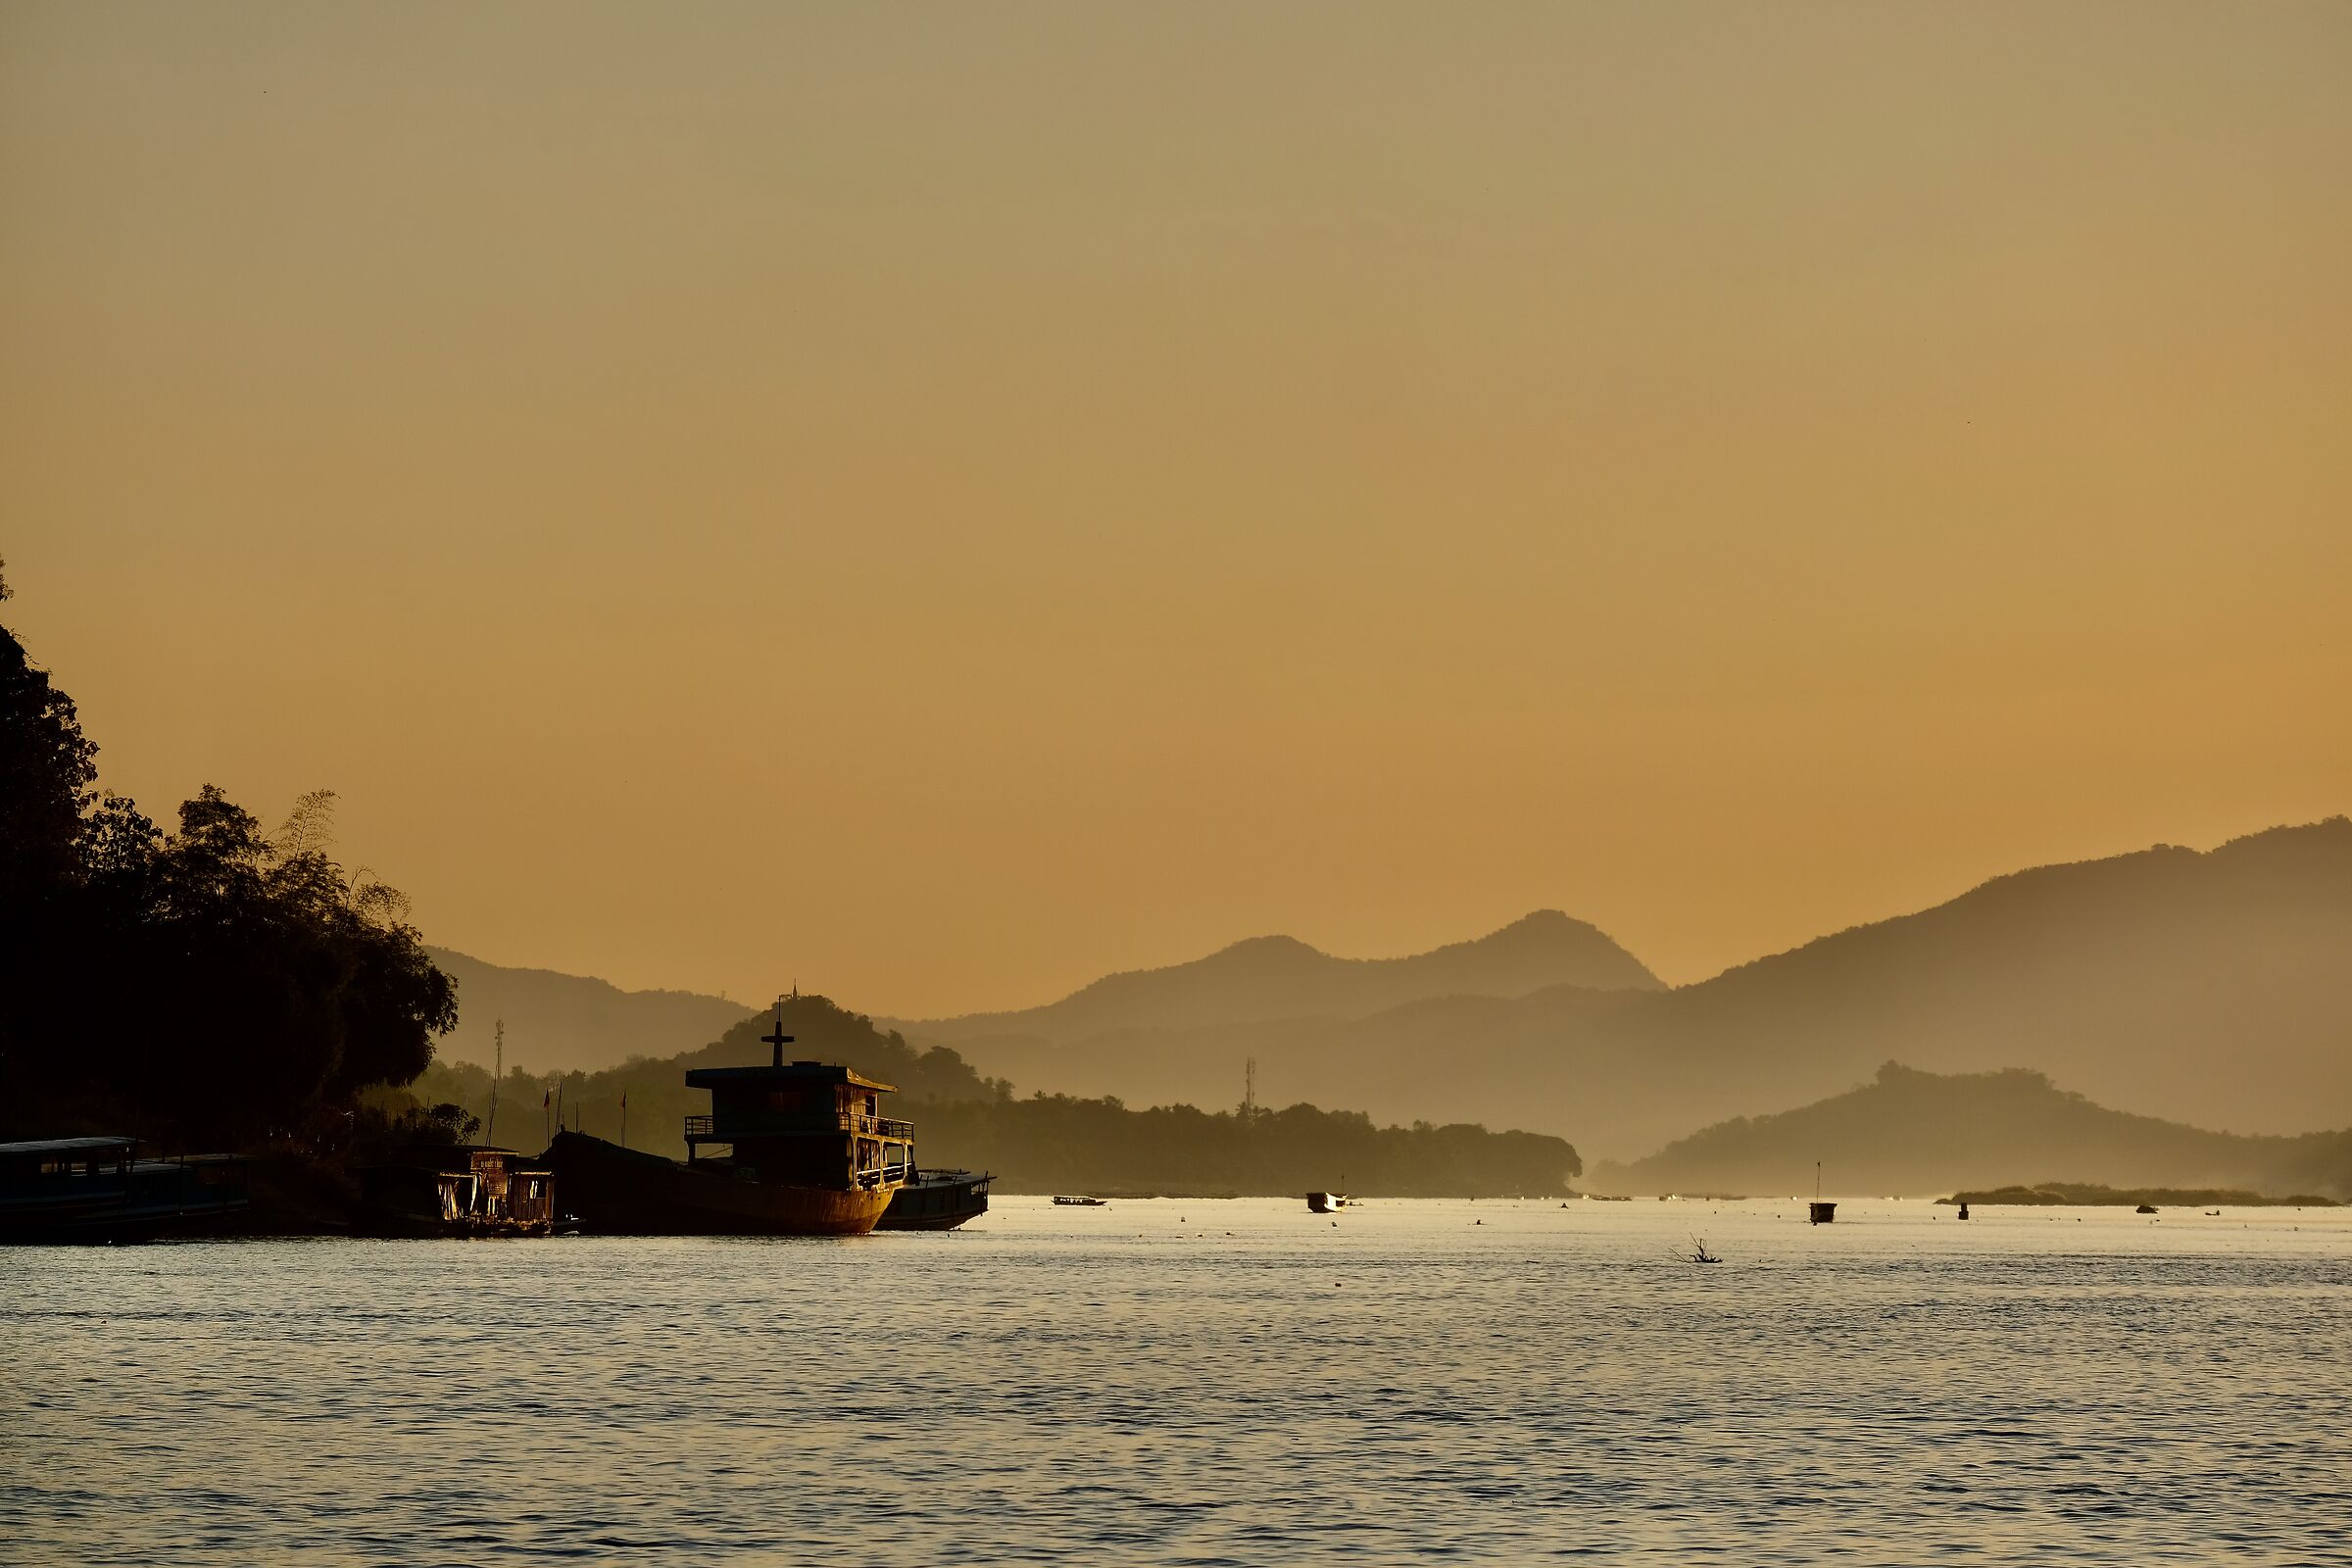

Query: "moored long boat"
left=0, top=1137, right=248, bottom=1245
left=877, top=1168, right=991, bottom=1231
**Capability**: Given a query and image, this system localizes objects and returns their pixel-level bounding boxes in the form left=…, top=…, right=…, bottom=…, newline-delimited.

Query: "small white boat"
left=1306, top=1191, right=1348, bottom=1213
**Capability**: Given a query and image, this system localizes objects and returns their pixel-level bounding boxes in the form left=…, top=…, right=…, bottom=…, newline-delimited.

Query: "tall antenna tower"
left=486, top=1019, right=504, bottom=1146
left=1243, top=1057, right=1257, bottom=1123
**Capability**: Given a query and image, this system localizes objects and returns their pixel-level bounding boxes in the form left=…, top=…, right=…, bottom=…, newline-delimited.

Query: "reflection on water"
left=5, top=1199, right=2347, bottom=1565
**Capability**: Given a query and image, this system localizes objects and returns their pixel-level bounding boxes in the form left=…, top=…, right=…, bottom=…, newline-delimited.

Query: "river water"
left=5, top=1197, right=2347, bottom=1565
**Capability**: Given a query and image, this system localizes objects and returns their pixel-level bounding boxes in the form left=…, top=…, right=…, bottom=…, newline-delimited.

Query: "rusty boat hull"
left=545, top=1131, right=895, bottom=1237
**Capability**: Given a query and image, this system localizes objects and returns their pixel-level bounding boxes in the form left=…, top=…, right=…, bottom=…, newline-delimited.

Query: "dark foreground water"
left=5, top=1198, right=2348, bottom=1566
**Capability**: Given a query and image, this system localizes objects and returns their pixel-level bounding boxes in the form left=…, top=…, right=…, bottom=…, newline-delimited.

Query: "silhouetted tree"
left=0, top=575, right=455, bottom=1151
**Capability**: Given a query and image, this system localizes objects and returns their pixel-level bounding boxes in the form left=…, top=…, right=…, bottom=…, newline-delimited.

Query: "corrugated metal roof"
left=0, top=1136, right=136, bottom=1155
left=685, top=1061, right=898, bottom=1093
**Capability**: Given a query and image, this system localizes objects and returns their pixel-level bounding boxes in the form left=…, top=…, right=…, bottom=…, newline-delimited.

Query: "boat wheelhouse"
left=683, top=1059, right=914, bottom=1192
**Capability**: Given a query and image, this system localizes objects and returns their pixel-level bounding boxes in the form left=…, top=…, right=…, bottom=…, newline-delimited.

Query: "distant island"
left=1939, top=1184, right=2337, bottom=1208
left=1590, top=1063, right=2352, bottom=1201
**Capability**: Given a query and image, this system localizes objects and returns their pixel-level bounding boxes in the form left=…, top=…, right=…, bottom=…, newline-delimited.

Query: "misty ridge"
left=878, top=909, right=1662, bottom=1043
left=424, top=948, right=756, bottom=1075
left=888, top=820, right=2352, bottom=1159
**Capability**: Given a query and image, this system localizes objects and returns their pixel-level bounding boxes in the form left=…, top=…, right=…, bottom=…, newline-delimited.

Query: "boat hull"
left=0, top=1156, right=249, bottom=1246
left=0, top=1198, right=248, bottom=1246
left=546, top=1131, right=894, bottom=1237
left=877, top=1170, right=990, bottom=1231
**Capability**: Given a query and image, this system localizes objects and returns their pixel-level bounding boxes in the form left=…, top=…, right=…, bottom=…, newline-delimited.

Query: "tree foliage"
left=911, top=1096, right=1582, bottom=1198
left=0, top=589, right=455, bottom=1150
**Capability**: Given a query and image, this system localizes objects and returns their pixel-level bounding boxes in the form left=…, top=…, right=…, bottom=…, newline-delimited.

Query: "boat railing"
left=683, top=1112, right=915, bottom=1140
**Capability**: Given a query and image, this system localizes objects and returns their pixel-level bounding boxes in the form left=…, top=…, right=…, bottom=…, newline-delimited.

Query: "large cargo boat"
left=546, top=1015, right=913, bottom=1236
left=0, top=1136, right=248, bottom=1244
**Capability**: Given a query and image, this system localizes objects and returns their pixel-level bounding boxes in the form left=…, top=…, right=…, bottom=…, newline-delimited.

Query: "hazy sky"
left=5, top=3, right=2347, bottom=1017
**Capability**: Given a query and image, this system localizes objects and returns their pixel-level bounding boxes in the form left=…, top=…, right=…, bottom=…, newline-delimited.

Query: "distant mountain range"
left=1590, top=1062, right=2352, bottom=1200
left=423, top=948, right=752, bottom=1072
left=902, top=819, right=2352, bottom=1158
left=880, top=908, right=1662, bottom=1045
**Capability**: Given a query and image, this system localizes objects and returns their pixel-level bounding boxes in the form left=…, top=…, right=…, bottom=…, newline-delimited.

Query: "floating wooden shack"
left=0, top=1136, right=249, bottom=1244
left=357, top=1146, right=556, bottom=1237
left=1306, top=1191, right=1349, bottom=1213
left=1809, top=1201, right=1837, bottom=1224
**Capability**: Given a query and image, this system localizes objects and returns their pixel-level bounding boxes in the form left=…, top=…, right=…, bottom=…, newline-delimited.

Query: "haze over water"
left=9, top=1200, right=2346, bottom=1565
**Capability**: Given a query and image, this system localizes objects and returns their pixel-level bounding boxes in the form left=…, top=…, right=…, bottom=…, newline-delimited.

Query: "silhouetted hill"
left=1590, top=1063, right=2352, bottom=1200
left=424, top=948, right=754, bottom=1072
left=941, top=820, right=2352, bottom=1158
left=887, top=909, right=1661, bottom=1046
left=410, top=992, right=1004, bottom=1156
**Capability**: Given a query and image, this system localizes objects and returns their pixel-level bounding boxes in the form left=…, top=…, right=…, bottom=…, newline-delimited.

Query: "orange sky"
left=4, top=3, right=2348, bottom=1016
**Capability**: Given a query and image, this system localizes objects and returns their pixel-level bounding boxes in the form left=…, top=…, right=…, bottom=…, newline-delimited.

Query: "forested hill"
left=888, top=908, right=1661, bottom=1046
left=405, top=993, right=1580, bottom=1198
left=1591, top=1063, right=2352, bottom=1200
